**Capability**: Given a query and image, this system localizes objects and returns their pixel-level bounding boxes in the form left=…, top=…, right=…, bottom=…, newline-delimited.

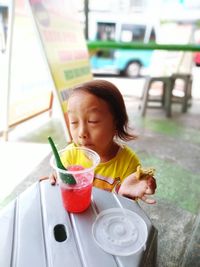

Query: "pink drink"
left=50, top=147, right=100, bottom=213
left=60, top=166, right=93, bottom=213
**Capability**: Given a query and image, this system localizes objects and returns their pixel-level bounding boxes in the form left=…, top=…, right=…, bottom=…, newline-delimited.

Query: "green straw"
left=48, top=136, right=76, bottom=184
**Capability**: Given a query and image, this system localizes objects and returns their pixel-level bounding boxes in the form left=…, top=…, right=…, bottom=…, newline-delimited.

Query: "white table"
left=0, top=180, right=157, bottom=267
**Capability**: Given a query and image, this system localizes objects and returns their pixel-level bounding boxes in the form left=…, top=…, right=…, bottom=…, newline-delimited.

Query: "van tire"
left=124, top=61, right=142, bottom=77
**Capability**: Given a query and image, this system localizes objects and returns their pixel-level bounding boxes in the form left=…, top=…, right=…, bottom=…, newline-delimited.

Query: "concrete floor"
left=127, top=97, right=200, bottom=267
left=0, top=78, right=200, bottom=266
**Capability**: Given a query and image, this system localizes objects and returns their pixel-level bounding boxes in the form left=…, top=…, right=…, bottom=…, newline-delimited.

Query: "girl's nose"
left=79, top=132, right=87, bottom=139
left=78, top=124, right=87, bottom=139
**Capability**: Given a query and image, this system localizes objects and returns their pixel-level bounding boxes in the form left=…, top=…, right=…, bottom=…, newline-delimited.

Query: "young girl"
left=50, top=79, right=156, bottom=204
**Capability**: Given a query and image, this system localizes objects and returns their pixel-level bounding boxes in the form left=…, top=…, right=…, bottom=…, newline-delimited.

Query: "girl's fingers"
left=147, top=176, right=157, bottom=192
left=145, top=185, right=155, bottom=195
left=39, top=174, right=57, bottom=185
left=39, top=176, right=49, bottom=182
left=141, top=195, right=156, bottom=204
left=49, top=173, right=57, bottom=185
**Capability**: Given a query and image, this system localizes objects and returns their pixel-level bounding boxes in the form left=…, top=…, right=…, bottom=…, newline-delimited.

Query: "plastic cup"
left=50, top=146, right=100, bottom=213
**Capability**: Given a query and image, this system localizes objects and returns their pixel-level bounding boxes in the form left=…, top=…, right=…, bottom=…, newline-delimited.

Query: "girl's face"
left=67, top=91, right=117, bottom=161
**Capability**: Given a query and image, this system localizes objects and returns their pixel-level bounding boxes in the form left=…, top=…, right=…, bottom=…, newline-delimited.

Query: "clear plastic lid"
left=92, top=208, right=147, bottom=256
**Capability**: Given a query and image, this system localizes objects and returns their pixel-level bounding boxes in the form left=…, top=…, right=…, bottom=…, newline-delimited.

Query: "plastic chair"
left=140, top=23, right=194, bottom=117
left=140, top=51, right=193, bottom=117
left=140, top=75, right=172, bottom=117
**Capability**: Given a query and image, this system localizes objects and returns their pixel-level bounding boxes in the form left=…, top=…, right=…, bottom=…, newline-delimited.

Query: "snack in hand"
left=135, top=166, right=155, bottom=180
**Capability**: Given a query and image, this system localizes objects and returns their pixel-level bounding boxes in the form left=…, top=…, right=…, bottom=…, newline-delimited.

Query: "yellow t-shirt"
left=93, top=144, right=140, bottom=192
left=61, top=143, right=140, bottom=192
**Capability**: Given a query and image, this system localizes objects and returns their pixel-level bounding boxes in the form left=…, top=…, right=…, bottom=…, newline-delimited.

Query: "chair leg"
left=140, top=77, right=151, bottom=116
left=187, top=77, right=193, bottom=108
left=165, top=78, right=173, bottom=117
left=182, top=76, right=192, bottom=113
left=171, top=74, right=192, bottom=113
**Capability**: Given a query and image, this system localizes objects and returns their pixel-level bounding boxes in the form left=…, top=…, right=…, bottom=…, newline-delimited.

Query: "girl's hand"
left=118, top=173, right=157, bottom=204
left=49, top=172, right=57, bottom=185
left=39, top=172, right=57, bottom=185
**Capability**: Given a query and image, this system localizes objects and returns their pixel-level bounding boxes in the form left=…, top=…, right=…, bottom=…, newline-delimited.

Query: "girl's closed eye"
left=88, top=120, right=99, bottom=123
left=70, top=120, right=78, bottom=124
left=88, top=114, right=101, bottom=123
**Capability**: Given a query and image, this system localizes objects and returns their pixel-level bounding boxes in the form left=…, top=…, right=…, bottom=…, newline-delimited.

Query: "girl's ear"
left=114, top=128, right=118, bottom=139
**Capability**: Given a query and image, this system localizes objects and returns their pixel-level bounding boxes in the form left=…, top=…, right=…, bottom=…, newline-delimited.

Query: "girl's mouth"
left=82, top=144, right=93, bottom=148
left=77, top=143, right=93, bottom=148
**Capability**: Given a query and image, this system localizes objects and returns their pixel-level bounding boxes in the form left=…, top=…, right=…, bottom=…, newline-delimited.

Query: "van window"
left=149, top=28, right=156, bottom=42
left=96, top=22, right=116, bottom=41
left=120, top=24, right=146, bottom=42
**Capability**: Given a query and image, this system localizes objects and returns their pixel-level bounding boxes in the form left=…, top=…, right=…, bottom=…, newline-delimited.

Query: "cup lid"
left=92, top=208, right=147, bottom=256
